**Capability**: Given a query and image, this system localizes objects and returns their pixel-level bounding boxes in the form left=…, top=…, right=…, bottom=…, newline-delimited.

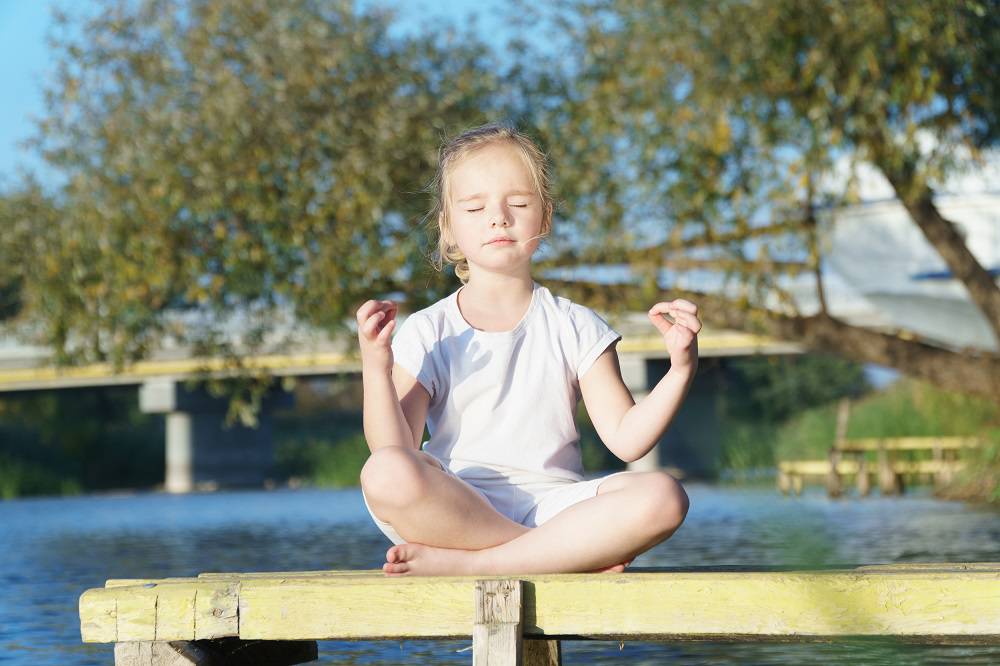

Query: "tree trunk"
left=866, top=128, right=1000, bottom=347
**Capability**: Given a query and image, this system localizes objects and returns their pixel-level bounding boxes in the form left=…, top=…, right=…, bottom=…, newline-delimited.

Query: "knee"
left=360, top=446, right=427, bottom=509
left=642, top=472, right=689, bottom=536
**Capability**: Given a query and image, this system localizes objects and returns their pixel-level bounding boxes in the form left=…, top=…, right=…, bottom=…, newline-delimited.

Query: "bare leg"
left=383, top=471, right=688, bottom=576
left=361, top=447, right=628, bottom=573
left=361, top=446, right=528, bottom=549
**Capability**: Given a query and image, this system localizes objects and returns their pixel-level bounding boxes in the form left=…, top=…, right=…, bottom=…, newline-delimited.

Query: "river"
left=3, top=482, right=1000, bottom=664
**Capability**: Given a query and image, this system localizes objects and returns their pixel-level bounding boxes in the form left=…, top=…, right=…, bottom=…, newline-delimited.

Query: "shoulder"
left=536, top=284, right=613, bottom=330
left=394, top=295, right=452, bottom=342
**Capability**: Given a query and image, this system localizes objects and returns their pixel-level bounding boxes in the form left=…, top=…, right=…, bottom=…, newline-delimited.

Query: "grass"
left=769, top=378, right=1000, bottom=463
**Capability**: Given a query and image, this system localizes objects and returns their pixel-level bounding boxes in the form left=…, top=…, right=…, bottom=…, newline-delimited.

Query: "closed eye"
left=465, top=204, right=528, bottom=212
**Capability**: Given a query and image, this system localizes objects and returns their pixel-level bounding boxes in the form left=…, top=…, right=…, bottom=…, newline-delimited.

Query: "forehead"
left=448, top=142, right=535, bottom=201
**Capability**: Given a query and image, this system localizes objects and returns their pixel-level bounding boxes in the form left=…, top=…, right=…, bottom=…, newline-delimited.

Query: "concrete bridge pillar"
left=139, top=379, right=293, bottom=493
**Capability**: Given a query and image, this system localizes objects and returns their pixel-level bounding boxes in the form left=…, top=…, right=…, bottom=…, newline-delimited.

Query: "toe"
left=383, top=561, right=409, bottom=576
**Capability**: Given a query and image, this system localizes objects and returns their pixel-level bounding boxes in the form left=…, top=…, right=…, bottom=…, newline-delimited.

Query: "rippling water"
left=2, top=483, right=1000, bottom=664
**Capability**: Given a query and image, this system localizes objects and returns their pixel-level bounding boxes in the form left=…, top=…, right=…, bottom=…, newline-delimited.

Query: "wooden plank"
left=81, top=581, right=239, bottom=643
left=83, top=568, right=1000, bottom=644
left=837, top=437, right=982, bottom=452
left=778, top=460, right=861, bottom=475
left=79, top=588, right=117, bottom=643
left=778, top=459, right=966, bottom=476
left=238, top=576, right=475, bottom=640
left=473, top=579, right=522, bottom=665
left=523, top=639, right=561, bottom=666
left=116, top=588, right=158, bottom=642
left=155, top=585, right=196, bottom=641
left=525, top=570, right=1000, bottom=639
left=194, top=582, right=239, bottom=639
left=106, top=571, right=384, bottom=588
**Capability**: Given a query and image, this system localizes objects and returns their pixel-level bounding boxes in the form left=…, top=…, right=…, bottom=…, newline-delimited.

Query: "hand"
left=647, top=299, right=701, bottom=373
left=356, top=299, right=398, bottom=373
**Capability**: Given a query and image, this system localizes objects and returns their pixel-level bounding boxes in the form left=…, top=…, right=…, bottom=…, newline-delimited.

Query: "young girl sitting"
left=356, top=122, right=701, bottom=576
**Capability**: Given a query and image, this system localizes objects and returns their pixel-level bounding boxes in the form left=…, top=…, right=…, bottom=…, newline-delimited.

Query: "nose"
left=489, top=213, right=510, bottom=227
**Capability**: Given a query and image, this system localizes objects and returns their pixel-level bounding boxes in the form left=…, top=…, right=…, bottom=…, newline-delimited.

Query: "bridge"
left=0, top=313, right=803, bottom=493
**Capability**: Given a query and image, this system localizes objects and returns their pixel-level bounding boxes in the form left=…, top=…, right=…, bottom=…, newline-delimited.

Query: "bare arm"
left=356, top=300, right=430, bottom=453
left=579, top=299, right=702, bottom=463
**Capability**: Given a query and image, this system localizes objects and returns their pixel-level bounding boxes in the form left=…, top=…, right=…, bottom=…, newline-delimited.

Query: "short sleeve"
left=570, top=305, right=622, bottom=379
left=390, top=314, right=438, bottom=399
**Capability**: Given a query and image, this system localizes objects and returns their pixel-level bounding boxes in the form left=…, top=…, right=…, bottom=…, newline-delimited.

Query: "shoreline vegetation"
left=1, top=365, right=997, bottom=504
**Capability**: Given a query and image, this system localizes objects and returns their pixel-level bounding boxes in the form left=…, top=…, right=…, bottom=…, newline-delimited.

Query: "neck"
left=460, top=273, right=535, bottom=312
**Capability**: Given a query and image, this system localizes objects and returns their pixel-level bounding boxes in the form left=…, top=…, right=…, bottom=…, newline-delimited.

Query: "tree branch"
left=542, top=278, right=1000, bottom=401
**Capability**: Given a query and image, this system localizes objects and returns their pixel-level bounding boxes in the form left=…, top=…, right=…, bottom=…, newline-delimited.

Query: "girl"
left=356, top=123, right=701, bottom=576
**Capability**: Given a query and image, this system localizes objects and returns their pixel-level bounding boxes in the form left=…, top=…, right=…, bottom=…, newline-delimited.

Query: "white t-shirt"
left=391, top=280, right=621, bottom=482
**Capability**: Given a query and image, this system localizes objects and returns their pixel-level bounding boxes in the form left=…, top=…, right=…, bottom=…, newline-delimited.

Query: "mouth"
left=486, top=238, right=515, bottom=245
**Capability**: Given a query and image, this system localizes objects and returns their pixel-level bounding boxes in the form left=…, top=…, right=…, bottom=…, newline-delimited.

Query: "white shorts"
left=361, top=453, right=633, bottom=546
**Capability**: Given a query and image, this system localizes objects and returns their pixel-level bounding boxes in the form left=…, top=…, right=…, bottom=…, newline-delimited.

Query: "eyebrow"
left=456, top=190, right=536, bottom=203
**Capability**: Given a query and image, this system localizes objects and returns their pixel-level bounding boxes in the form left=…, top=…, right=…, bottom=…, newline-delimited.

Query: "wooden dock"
left=80, top=564, right=1000, bottom=664
left=778, top=437, right=982, bottom=497
left=777, top=399, right=983, bottom=497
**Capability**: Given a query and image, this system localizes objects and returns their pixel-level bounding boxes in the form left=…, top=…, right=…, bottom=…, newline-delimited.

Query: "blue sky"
left=0, top=0, right=507, bottom=185
left=0, top=0, right=60, bottom=182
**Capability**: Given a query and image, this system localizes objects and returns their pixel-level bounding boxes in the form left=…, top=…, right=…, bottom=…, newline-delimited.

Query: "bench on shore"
left=79, top=563, right=1000, bottom=664
left=778, top=436, right=983, bottom=497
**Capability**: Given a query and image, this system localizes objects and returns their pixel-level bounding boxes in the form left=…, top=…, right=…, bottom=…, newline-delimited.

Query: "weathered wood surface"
left=473, top=579, right=522, bottom=666
left=81, top=565, right=1000, bottom=644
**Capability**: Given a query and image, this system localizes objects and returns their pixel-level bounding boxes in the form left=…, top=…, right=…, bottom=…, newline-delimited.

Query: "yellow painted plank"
left=198, top=570, right=385, bottom=580
left=237, top=570, right=1000, bottom=640
left=527, top=571, right=1000, bottom=638
left=80, top=581, right=238, bottom=643
left=82, top=569, right=1000, bottom=643
left=778, top=460, right=966, bottom=476
left=778, top=460, right=861, bottom=475
left=115, top=588, right=158, bottom=642
left=238, top=577, right=475, bottom=639
left=106, top=576, right=205, bottom=588
left=78, top=589, right=117, bottom=643
left=194, top=582, right=239, bottom=639
left=154, top=584, right=196, bottom=641
left=838, top=437, right=982, bottom=452
left=0, top=352, right=355, bottom=388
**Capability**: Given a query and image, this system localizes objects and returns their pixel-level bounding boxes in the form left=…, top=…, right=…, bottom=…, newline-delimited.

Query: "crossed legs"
left=360, top=446, right=689, bottom=576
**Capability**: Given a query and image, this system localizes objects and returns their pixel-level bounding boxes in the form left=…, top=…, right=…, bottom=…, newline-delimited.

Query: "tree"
left=2, top=0, right=500, bottom=418
left=516, top=0, right=1000, bottom=400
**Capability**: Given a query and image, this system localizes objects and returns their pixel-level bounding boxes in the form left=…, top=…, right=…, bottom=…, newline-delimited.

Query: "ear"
left=439, top=211, right=454, bottom=246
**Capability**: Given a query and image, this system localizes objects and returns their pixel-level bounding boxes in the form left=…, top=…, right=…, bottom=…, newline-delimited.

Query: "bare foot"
left=589, top=559, right=632, bottom=573
left=383, top=544, right=633, bottom=576
left=383, top=543, right=479, bottom=576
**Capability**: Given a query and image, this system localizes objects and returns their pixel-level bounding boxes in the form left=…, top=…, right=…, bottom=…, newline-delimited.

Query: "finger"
left=361, top=311, right=386, bottom=338
left=670, top=311, right=702, bottom=334
left=648, top=310, right=675, bottom=335
left=356, top=299, right=378, bottom=324
left=376, top=317, right=396, bottom=343
left=647, top=302, right=675, bottom=317
left=669, top=326, right=696, bottom=347
left=669, top=299, right=698, bottom=315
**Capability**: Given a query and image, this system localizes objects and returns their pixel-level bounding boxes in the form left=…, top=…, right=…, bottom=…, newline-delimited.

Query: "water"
left=3, top=483, right=1000, bottom=664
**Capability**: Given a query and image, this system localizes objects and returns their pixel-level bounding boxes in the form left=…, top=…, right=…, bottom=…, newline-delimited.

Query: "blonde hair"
left=426, top=122, right=555, bottom=283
